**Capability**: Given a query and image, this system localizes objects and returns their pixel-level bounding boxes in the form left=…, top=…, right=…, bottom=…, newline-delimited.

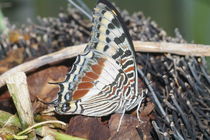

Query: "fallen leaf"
left=27, top=65, right=68, bottom=113
left=66, top=115, right=110, bottom=140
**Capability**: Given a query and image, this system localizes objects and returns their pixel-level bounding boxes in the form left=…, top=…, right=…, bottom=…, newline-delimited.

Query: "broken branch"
left=0, top=41, right=210, bottom=88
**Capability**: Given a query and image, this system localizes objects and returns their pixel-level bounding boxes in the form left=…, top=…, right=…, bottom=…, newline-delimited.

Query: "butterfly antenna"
left=66, top=0, right=92, bottom=20
left=77, top=0, right=92, bottom=16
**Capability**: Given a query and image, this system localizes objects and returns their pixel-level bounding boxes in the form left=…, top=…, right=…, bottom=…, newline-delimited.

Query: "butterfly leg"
left=136, top=89, right=147, bottom=122
left=116, top=108, right=126, bottom=132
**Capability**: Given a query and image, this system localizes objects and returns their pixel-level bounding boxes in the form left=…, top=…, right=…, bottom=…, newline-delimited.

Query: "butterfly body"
left=52, top=0, right=143, bottom=117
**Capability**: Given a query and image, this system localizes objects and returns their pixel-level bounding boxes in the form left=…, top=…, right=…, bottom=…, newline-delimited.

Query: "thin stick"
left=0, top=44, right=86, bottom=88
left=0, top=41, right=210, bottom=88
left=137, top=67, right=170, bottom=123
left=134, top=41, right=210, bottom=56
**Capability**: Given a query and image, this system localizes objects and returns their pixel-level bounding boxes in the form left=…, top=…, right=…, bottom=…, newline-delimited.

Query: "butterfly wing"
left=53, top=0, right=140, bottom=116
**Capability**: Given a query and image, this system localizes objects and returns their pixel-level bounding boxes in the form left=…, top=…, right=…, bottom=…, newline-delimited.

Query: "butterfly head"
left=53, top=100, right=78, bottom=115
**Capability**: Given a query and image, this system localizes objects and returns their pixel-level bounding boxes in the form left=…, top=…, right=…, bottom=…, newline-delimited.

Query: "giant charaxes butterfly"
left=52, top=0, right=143, bottom=117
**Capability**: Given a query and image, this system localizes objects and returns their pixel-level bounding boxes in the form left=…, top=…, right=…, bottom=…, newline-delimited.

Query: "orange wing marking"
left=125, top=66, right=135, bottom=73
left=72, top=57, right=106, bottom=100
left=78, top=82, right=94, bottom=89
left=73, top=90, right=89, bottom=100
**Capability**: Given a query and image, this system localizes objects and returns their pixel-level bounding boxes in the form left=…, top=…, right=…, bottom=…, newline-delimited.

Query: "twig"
left=170, top=94, right=195, bottom=138
left=0, top=44, right=86, bottom=88
left=170, top=122, right=185, bottom=140
left=137, top=67, right=170, bottom=123
left=135, top=41, right=210, bottom=56
left=0, top=41, right=210, bottom=88
left=151, top=121, right=169, bottom=140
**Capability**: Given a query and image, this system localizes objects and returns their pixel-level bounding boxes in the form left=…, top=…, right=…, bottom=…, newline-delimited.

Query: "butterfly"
left=52, top=0, right=143, bottom=117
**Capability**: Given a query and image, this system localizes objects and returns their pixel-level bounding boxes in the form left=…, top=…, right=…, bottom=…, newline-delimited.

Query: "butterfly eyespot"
left=64, top=92, right=71, bottom=101
left=61, top=103, right=70, bottom=112
left=68, top=83, right=75, bottom=90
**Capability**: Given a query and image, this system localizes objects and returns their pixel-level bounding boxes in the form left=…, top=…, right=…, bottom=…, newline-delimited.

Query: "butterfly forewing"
left=53, top=0, right=140, bottom=116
